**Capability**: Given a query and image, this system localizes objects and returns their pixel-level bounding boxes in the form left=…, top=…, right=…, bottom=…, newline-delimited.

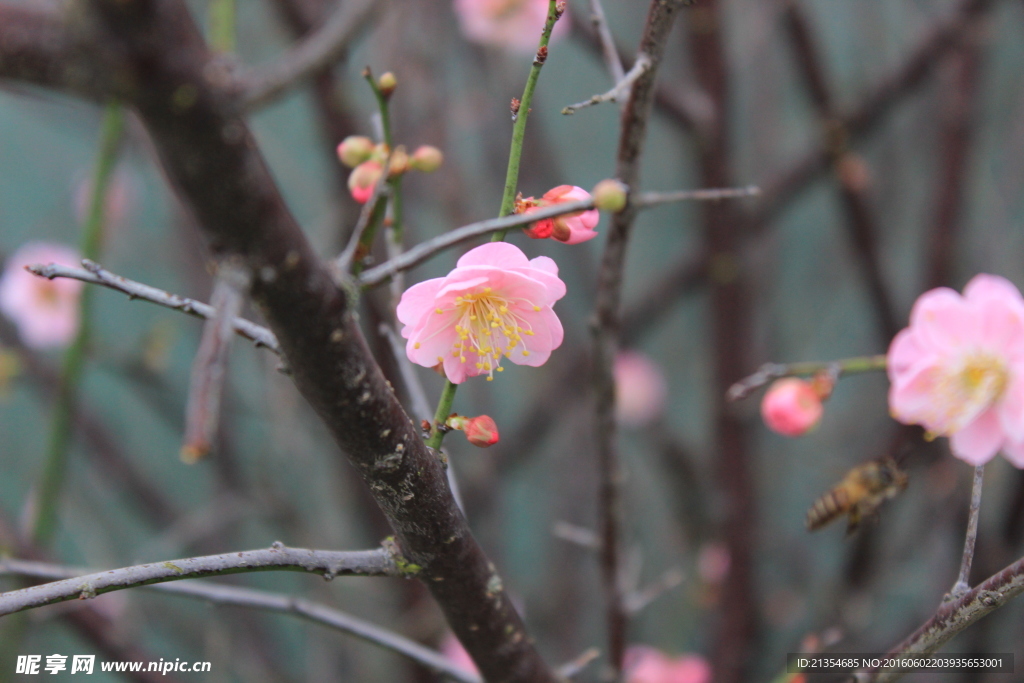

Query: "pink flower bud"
left=441, top=633, right=479, bottom=675
left=409, top=145, right=444, bottom=173
left=387, top=145, right=410, bottom=177
left=761, top=378, right=824, bottom=437
left=337, top=136, right=375, bottom=168
left=378, top=71, right=397, bottom=97
left=592, top=179, right=628, bottom=212
left=446, top=415, right=500, bottom=447
left=624, top=647, right=712, bottom=683
left=347, top=160, right=383, bottom=204
left=524, top=185, right=599, bottom=245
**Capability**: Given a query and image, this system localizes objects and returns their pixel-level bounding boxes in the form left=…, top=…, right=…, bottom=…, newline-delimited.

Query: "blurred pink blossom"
left=347, top=160, right=383, bottom=204
left=696, top=542, right=731, bottom=585
left=624, top=647, right=712, bottom=683
left=0, top=242, right=83, bottom=349
left=888, top=274, right=1024, bottom=467
left=761, top=378, right=823, bottom=437
left=523, top=185, right=599, bottom=245
left=441, top=633, right=479, bottom=675
left=614, top=350, right=668, bottom=427
left=453, top=0, right=569, bottom=53
left=397, top=242, right=565, bottom=383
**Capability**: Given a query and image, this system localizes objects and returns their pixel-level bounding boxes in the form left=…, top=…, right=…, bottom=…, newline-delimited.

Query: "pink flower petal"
left=456, top=241, right=530, bottom=269
left=909, top=287, right=980, bottom=352
left=1002, top=439, right=1024, bottom=468
left=949, top=408, right=1004, bottom=465
left=964, top=273, right=1024, bottom=307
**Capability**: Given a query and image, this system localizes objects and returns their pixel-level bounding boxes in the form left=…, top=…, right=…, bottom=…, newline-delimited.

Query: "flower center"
left=447, top=287, right=538, bottom=380
left=932, top=352, right=1010, bottom=436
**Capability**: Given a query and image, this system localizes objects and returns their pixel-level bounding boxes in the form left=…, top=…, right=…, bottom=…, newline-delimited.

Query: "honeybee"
left=806, top=458, right=908, bottom=534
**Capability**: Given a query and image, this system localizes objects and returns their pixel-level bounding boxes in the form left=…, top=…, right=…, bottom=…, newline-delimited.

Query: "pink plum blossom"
left=441, top=633, right=479, bottom=675
left=397, top=242, right=565, bottom=384
left=614, top=350, right=668, bottom=427
left=887, top=274, right=1024, bottom=467
left=453, top=0, right=569, bottom=54
left=0, top=242, right=84, bottom=349
left=523, top=185, right=600, bottom=244
left=624, top=647, right=712, bottom=683
left=761, top=378, right=824, bottom=437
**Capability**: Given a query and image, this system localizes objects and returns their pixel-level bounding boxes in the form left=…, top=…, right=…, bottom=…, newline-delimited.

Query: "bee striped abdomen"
left=806, top=487, right=851, bottom=531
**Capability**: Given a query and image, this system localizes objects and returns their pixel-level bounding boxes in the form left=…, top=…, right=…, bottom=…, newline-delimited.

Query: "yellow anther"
left=414, top=342, right=421, bottom=349
left=436, top=308, right=444, bottom=314
left=533, top=305, right=541, bottom=311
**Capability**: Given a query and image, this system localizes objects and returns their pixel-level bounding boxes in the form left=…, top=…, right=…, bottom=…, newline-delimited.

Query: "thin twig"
left=359, top=186, right=758, bottom=288
left=557, top=648, right=601, bottom=679
left=624, top=567, right=685, bottom=614
left=26, top=260, right=281, bottom=356
left=0, top=558, right=480, bottom=683
left=634, top=185, right=760, bottom=206
left=182, top=258, right=250, bottom=462
left=591, top=1, right=687, bottom=674
left=336, top=177, right=392, bottom=274
left=562, top=54, right=650, bottom=114
left=588, top=0, right=624, bottom=83
left=726, top=354, right=888, bottom=401
left=949, top=465, right=986, bottom=599
left=240, top=0, right=383, bottom=109
left=0, top=543, right=400, bottom=617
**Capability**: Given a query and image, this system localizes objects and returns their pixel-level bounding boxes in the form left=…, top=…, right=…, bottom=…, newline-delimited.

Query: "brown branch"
left=782, top=2, right=899, bottom=339
left=0, top=4, right=118, bottom=101
left=182, top=259, right=250, bottom=461
left=591, top=0, right=689, bottom=674
left=683, top=3, right=757, bottom=682
left=0, top=544, right=399, bottom=616
left=65, top=1, right=556, bottom=680
left=925, top=22, right=985, bottom=289
left=855, top=554, right=1024, bottom=683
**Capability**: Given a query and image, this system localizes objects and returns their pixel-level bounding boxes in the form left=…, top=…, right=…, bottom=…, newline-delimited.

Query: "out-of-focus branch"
left=587, top=0, right=624, bottom=83
left=0, top=558, right=481, bottom=683
left=855, top=553, right=1024, bottom=683
left=683, top=2, right=757, bottom=682
left=0, top=544, right=399, bottom=617
left=240, top=0, right=383, bottom=109
left=752, top=0, right=995, bottom=232
left=925, top=22, right=986, bottom=289
left=782, top=2, right=899, bottom=339
left=28, top=260, right=282, bottom=356
left=181, top=259, right=251, bottom=462
left=727, top=354, right=887, bottom=401
left=591, top=0, right=689, bottom=674
left=0, top=4, right=119, bottom=101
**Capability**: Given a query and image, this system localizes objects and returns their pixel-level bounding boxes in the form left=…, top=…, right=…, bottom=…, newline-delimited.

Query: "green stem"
left=355, top=70, right=400, bottom=262
left=784, top=354, right=888, bottom=377
left=426, top=380, right=458, bottom=450
left=32, top=103, right=124, bottom=546
left=493, top=0, right=561, bottom=241
left=208, top=0, right=236, bottom=52
left=427, top=3, right=561, bottom=449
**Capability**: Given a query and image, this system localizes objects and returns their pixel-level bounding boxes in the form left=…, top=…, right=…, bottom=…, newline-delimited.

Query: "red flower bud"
left=446, top=414, right=500, bottom=447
